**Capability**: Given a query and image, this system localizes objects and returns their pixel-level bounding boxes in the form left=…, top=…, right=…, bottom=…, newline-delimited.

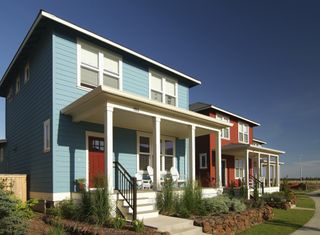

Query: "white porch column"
left=267, top=155, right=271, bottom=187
left=104, top=104, right=114, bottom=193
left=276, top=155, right=280, bottom=187
left=245, top=150, right=250, bottom=199
left=188, top=125, right=196, bottom=182
left=153, top=117, right=161, bottom=190
left=257, top=153, right=261, bottom=179
left=215, top=131, right=222, bottom=188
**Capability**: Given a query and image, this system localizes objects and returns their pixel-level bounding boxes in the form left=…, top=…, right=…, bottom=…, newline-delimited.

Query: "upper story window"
left=149, top=70, right=177, bottom=106
left=216, top=114, right=230, bottom=139
left=24, top=63, right=30, bottom=83
left=238, top=122, right=249, bottom=144
left=78, top=40, right=122, bottom=90
left=15, top=76, right=20, bottom=95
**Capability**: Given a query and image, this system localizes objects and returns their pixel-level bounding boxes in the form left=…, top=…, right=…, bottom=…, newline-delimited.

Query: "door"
left=221, top=159, right=227, bottom=187
left=89, top=136, right=105, bottom=188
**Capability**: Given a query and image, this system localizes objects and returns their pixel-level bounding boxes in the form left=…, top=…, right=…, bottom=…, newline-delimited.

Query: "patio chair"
left=170, top=167, right=185, bottom=187
left=147, top=166, right=154, bottom=186
left=135, top=172, right=151, bottom=189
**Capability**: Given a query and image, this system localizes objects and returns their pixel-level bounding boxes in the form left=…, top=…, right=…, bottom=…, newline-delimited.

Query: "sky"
left=0, top=0, right=319, bottom=178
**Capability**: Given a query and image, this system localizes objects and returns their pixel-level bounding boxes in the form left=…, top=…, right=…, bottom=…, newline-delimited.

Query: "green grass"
left=238, top=208, right=314, bottom=235
left=296, top=194, right=315, bottom=209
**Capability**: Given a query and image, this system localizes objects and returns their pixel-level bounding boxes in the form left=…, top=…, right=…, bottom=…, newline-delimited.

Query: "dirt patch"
left=27, top=213, right=52, bottom=235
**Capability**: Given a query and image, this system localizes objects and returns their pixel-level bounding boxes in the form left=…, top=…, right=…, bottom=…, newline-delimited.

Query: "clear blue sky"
left=0, top=1, right=319, bottom=177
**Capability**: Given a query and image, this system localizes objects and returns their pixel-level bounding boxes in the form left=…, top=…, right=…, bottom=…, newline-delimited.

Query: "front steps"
left=117, top=191, right=159, bottom=220
left=144, top=215, right=206, bottom=235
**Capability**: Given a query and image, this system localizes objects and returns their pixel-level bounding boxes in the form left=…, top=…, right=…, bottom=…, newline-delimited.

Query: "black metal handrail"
left=249, top=175, right=264, bottom=195
left=113, top=161, right=137, bottom=220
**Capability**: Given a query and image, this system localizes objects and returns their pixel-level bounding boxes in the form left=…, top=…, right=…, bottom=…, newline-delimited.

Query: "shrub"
left=181, top=181, right=202, bottom=214
left=201, top=196, right=229, bottom=215
left=48, top=223, right=65, bottom=235
left=59, top=199, right=78, bottom=220
left=230, top=198, right=246, bottom=212
left=263, top=192, right=286, bottom=203
left=132, top=219, right=144, bottom=233
left=79, top=189, right=93, bottom=221
left=156, top=176, right=174, bottom=214
left=228, top=181, right=236, bottom=198
left=174, top=195, right=191, bottom=218
left=253, top=182, right=259, bottom=201
left=0, top=187, right=32, bottom=235
left=91, top=187, right=111, bottom=225
left=112, top=216, right=126, bottom=230
left=239, top=179, right=247, bottom=199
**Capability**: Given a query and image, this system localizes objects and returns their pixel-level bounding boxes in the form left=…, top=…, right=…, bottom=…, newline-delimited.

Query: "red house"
left=190, top=102, right=285, bottom=195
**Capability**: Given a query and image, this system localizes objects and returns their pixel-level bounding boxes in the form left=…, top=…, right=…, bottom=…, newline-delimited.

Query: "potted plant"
left=74, top=178, right=86, bottom=192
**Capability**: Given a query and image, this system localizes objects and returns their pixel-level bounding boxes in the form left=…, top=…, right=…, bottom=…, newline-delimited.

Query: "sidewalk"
left=291, top=190, right=320, bottom=235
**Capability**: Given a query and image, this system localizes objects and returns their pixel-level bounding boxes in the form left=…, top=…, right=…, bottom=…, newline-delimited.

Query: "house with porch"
left=190, top=102, right=285, bottom=197
left=0, top=11, right=233, bottom=219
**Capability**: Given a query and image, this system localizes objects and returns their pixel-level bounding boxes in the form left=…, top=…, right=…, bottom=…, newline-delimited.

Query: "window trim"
left=15, top=76, right=20, bottom=95
left=137, top=132, right=152, bottom=173
left=199, top=153, right=207, bottom=169
left=77, top=39, right=123, bottom=91
left=235, top=158, right=244, bottom=179
left=238, top=122, right=249, bottom=144
left=148, top=69, right=178, bottom=107
left=216, top=113, right=230, bottom=140
left=43, top=119, right=51, bottom=153
left=160, top=136, right=176, bottom=173
left=24, top=63, right=30, bottom=83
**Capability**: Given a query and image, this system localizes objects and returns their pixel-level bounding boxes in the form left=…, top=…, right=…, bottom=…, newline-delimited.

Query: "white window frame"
left=137, top=132, right=152, bottom=173
left=199, top=153, right=207, bottom=169
left=238, top=122, right=249, bottom=144
left=24, top=63, right=30, bottom=83
left=43, top=119, right=51, bottom=153
left=15, top=76, right=20, bottom=95
left=216, top=114, right=230, bottom=140
left=160, top=136, right=176, bottom=173
left=77, top=39, right=123, bottom=91
left=235, top=158, right=244, bottom=179
left=149, top=69, right=178, bottom=107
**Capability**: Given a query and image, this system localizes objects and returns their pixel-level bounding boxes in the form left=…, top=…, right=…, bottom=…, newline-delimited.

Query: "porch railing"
left=249, top=175, right=264, bottom=195
left=113, top=161, right=137, bottom=220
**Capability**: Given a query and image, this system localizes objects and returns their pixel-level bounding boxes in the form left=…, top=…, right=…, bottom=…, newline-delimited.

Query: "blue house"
left=0, top=11, right=230, bottom=219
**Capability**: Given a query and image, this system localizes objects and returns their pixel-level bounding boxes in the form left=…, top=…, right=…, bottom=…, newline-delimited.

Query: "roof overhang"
left=253, top=138, right=267, bottom=145
left=222, top=143, right=285, bottom=155
left=191, top=103, right=260, bottom=126
left=0, top=10, right=201, bottom=92
left=61, top=86, right=232, bottom=138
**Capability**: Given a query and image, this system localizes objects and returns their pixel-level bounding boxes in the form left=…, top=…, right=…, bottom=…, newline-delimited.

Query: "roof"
left=0, top=10, right=201, bottom=90
left=253, top=138, right=267, bottom=145
left=222, top=143, right=285, bottom=155
left=190, top=102, right=260, bottom=126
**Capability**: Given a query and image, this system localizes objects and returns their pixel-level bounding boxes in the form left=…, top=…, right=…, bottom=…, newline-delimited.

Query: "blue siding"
left=178, top=83, right=189, bottom=110
left=123, top=60, right=149, bottom=97
left=176, top=139, right=187, bottom=179
left=2, top=32, right=53, bottom=193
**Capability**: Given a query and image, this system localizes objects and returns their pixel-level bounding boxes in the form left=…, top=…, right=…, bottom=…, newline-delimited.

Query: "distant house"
left=190, top=102, right=284, bottom=194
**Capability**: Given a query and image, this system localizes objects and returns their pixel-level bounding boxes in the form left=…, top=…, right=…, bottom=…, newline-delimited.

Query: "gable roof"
left=0, top=10, right=201, bottom=90
left=190, top=102, right=260, bottom=126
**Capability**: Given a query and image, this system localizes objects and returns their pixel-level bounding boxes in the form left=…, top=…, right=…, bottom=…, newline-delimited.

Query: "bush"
left=79, top=189, right=93, bottom=221
left=201, top=196, right=230, bottom=215
left=228, top=181, right=236, bottom=198
left=239, top=179, right=247, bottom=199
left=230, top=198, right=246, bottom=212
left=112, top=216, right=126, bottom=230
left=59, top=199, right=78, bottom=220
left=0, top=187, right=32, bottom=235
left=156, top=176, right=174, bottom=214
left=181, top=181, right=202, bottom=214
left=263, top=192, right=286, bottom=203
left=48, top=223, right=65, bottom=235
left=132, top=220, right=144, bottom=233
left=91, top=187, right=111, bottom=225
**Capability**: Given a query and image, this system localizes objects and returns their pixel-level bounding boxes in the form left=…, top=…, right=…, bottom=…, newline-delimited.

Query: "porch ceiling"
left=222, top=143, right=285, bottom=156
left=61, top=86, right=229, bottom=138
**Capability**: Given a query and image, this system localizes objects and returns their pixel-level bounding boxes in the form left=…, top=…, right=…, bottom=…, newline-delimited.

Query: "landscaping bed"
left=193, top=206, right=273, bottom=234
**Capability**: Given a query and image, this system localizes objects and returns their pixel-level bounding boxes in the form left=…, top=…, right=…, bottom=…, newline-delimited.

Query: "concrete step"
left=171, top=226, right=203, bottom=235
left=125, top=203, right=155, bottom=213
left=136, top=209, right=159, bottom=220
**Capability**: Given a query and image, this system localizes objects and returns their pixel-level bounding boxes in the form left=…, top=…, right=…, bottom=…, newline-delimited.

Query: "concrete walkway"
left=291, top=190, right=320, bottom=235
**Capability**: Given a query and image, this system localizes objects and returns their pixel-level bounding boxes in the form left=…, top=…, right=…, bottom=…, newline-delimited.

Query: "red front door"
left=89, top=136, right=105, bottom=188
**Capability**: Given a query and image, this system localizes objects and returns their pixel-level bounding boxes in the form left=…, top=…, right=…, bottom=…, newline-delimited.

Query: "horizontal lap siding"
left=178, top=83, right=189, bottom=110
left=4, top=32, right=53, bottom=193
left=176, top=139, right=187, bottom=179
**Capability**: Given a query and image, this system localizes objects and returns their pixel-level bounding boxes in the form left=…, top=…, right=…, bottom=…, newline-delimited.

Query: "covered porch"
left=222, top=143, right=285, bottom=198
left=62, top=85, right=231, bottom=192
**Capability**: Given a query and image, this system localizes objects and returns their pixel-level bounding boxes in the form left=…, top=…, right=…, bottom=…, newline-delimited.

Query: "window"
left=199, top=153, right=207, bottom=169
left=216, top=114, right=230, bottom=139
left=78, top=40, right=122, bottom=90
left=15, top=76, right=20, bottom=94
left=235, top=158, right=244, bottom=178
left=149, top=70, right=177, bottom=106
left=160, top=138, right=175, bottom=172
left=44, top=119, right=50, bottom=152
left=238, top=122, right=249, bottom=143
left=138, top=135, right=151, bottom=171
left=24, top=63, right=30, bottom=83
left=7, top=86, right=13, bottom=102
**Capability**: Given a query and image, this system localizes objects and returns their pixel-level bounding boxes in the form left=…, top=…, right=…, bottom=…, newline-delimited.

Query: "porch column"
left=215, top=130, right=222, bottom=188
left=257, top=153, right=261, bottom=179
left=267, top=155, right=271, bottom=187
left=104, top=104, right=114, bottom=193
left=245, top=150, right=250, bottom=199
left=188, top=125, right=196, bottom=182
left=276, top=155, right=280, bottom=187
left=153, top=117, right=161, bottom=190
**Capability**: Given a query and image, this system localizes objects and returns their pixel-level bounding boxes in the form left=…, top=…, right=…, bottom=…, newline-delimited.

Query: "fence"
left=0, top=174, right=27, bottom=202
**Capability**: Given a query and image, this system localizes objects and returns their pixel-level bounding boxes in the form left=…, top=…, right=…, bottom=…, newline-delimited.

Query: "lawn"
left=238, top=208, right=314, bottom=235
left=295, top=193, right=315, bottom=209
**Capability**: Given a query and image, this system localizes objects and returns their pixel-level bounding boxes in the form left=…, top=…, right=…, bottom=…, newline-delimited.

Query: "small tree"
left=253, top=181, right=259, bottom=201
left=156, top=175, right=174, bottom=214
left=239, top=179, right=247, bottom=199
